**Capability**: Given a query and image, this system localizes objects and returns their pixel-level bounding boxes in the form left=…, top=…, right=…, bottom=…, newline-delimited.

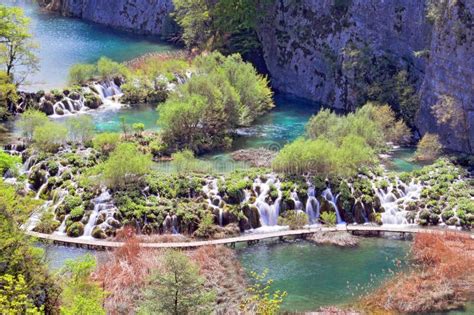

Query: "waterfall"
left=35, top=175, right=49, bottom=199
left=374, top=178, right=422, bottom=225
left=305, top=186, right=320, bottom=224
left=253, top=175, right=281, bottom=227
left=81, top=190, right=115, bottom=238
left=203, top=178, right=224, bottom=226
left=22, top=201, right=52, bottom=231
left=322, top=188, right=345, bottom=225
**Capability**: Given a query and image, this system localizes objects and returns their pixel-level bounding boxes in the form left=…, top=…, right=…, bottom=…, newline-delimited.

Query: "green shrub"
left=193, top=212, right=216, bottom=239
left=69, top=206, right=85, bottom=222
left=66, top=221, right=84, bottom=237
left=171, top=150, right=211, bottom=174
left=415, top=133, right=443, bottom=161
left=97, top=57, right=128, bottom=80
left=67, top=115, right=95, bottom=144
left=34, top=211, right=60, bottom=234
left=320, top=212, right=336, bottom=226
left=69, top=63, right=97, bottom=85
left=16, top=109, right=49, bottom=141
left=92, top=132, right=121, bottom=155
left=0, top=149, right=20, bottom=175
left=277, top=211, right=308, bottom=230
left=101, top=143, right=152, bottom=190
left=32, top=121, right=68, bottom=153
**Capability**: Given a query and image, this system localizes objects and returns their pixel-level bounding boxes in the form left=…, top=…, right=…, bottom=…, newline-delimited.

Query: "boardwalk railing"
left=26, top=225, right=474, bottom=250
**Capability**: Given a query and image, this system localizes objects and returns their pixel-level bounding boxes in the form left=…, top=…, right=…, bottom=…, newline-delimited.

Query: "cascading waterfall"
left=374, top=178, right=422, bottom=225
left=81, top=189, right=117, bottom=238
left=49, top=80, right=123, bottom=117
left=322, top=188, right=345, bottom=224
left=305, top=186, right=321, bottom=224
left=253, top=176, right=282, bottom=227
left=203, top=178, right=225, bottom=226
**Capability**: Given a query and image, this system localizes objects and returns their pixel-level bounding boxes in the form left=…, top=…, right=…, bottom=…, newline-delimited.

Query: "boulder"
left=242, top=204, right=261, bottom=229
left=92, top=226, right=107, bottom=239
left=41, top=100, right=55, bottom=115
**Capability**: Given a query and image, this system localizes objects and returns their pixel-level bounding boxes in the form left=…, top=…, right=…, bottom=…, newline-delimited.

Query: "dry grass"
left=95, top=227, right=247, bottom=314
left=360, top=232, right=474, bottom=313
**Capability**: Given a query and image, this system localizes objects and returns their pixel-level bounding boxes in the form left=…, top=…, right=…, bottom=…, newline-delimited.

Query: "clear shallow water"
left=6, top=0, right=175, bottom=91
left=238, top=238, right=410, bottom=312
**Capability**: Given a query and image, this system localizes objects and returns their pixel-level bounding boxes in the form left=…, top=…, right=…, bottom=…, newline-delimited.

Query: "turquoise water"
left=7, top=0, right=174, bottom=91
left=238, top=238, right=410, bottom=312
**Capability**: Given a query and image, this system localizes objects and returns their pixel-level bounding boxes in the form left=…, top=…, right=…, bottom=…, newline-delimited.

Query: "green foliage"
left=67, top=115, right=95, bottom=144
left=97, top=56, right=128, bottom=80
left=132, top=122, right=145, bottom=135
left=59, top=254, right=106, bottom=315
left=32, top=121, right=68, bottom=152
left=0, top=179, right=59, bottom=313
left=66, top=221, right=84, bottom=237
left=172, top=0, right=270, bottom=53
left=321, top=211, right=337, bottom=226
left=240, top=269, right=287, bottom=314
left=16, top=109, right=48, bottom=141
left=158, top=52, right=273, bottom=154
left=101, top=142, right=152, bottom=190
left=171, top=149, right=211, bottom=174
left=415, top=133, right=443, bottom=161
left=0, top=149, right=20, bottom=175
left=0, top=274, right=42, bottom=314
left=277, top=211, right=308, bottom=230
left=33, top=211, right=60, bottom=234
left=68, top=63, right=97, bottom=85
left=0, top=5, right=39, bottom=86
left=138, top=250, right=215, bottom=315
left=0, top=71, right=17, bottom=119
left=193, top=212, right=216, bottom=239
left=92, top=132, right=121, bottom=155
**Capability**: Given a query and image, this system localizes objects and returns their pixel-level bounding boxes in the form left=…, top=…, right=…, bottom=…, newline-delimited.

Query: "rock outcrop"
left=417, top=0, right=474, bottom=153
left=257, top=0, right=432, bottom=110
left=41, top=0, right=176, bottom=36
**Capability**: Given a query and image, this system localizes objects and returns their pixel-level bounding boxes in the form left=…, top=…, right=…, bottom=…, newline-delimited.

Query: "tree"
left=0, top=70, right=16, bottom=119
left=32, top=121, right=68, bottom=152
left=138, top=250, right=215, bottom=315
left=97, top=56, right=128, bottom=80
left=0, top=148, right=20, bottom=175
left=0, top=274, right=42, bottom=314
left=415, top=133, right=443, bottom=161
left=59, top=254, right=106, bottom=315
left=16, top=109, right=48, bottom=141
left=68, top=63, right=96, bottom=85
left=0, top=5, right=39, bottom=86
left=67, top=115, right=95, bottom=144
left=0, top=179, right=59, bottom=313
left=171, top=149, right=211, bottom=174
left=240, top=269, right=286, bottom=314
left=102, top=142, right=152, bottom=190
left=92, top=132, right=121, bottom=155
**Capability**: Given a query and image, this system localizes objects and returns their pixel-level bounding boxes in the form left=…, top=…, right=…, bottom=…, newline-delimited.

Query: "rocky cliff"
left=41, top=0, right=474, bottom=153
left=257, top=0, right=432, bottom=110
left=41, top=0, right=175, bottom=36
left=417, top=0, right=473, bottom=153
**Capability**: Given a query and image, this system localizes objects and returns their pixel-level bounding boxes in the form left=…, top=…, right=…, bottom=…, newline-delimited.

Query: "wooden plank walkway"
left=26, top=225, right=474, bottom=250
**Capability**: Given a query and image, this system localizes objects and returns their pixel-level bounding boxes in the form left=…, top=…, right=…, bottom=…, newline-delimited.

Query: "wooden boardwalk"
left=26, top=225, right=474, bottom=250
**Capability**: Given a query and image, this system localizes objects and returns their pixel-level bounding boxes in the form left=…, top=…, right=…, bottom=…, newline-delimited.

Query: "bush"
left=415, top=133, right=443, bottom=161
left=320, top=212, right=337, bottom=226
left=66, top=221, right=84, bottom=237
left=92, top=132, right=121, bottom=155
left=34, top=211, right=60, bottom=234
left=132, top=123, right=145, bottom=135
left=277, top=211, right=308, bottom=230
left=157, top=52, right=273, bottom=154
left=171, top=150, right=211, bottom=174
left=97, top=57, right=128, bottom=80
left=101, top=143, right=152, bottom=190
left=32, top=121, right=68, bottom=152
left=16, top=109, right=48, bottom=141
left=193, top=212, right=216, bottom=239
left=69, top=206, right=85, bottom=222
left=0, top=149, right=20, bottom=175
left=67, top=115, right=95, bottom=144
left=69, top=63, right=97, bottom=85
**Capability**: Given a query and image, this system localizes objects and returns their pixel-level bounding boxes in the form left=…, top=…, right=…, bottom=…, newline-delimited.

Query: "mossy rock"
left=66, top=222, right=84, bottom=237
left=242, top=204, right=261, bottom=229
left=92, top=226, right=107, bottom=239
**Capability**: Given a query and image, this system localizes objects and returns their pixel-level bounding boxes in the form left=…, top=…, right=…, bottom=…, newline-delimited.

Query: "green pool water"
left=7, top=0, right=175, bottom=91
left=237, top=238, right=410, bottom=312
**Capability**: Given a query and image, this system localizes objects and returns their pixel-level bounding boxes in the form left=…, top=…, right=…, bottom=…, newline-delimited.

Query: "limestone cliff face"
left=42, top=0, right=175, bottom=36
left=417, top=0, right=474, bottom=153
left=257, top=0, right=431, bottom=110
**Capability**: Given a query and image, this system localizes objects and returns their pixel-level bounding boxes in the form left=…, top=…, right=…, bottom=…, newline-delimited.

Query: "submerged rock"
left=309, top=231, right=359, bottom=247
